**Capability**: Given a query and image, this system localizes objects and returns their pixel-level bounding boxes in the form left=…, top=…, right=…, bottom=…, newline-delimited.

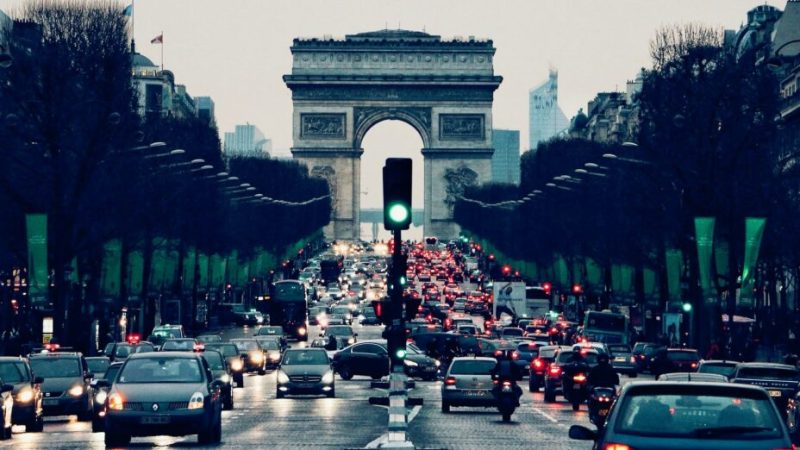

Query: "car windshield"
left=502, top=328, right=523, bottom=336
left=557, top=351, right=599, bottom=365
left=115, top=345, right=132, bottom=358
left=104, top=365, right=122, bottom=382
left=609, top=345, right=631, bottom=354
left=0, top=361, right=29, bottom=382
left=258, top=327, right=283, bottom=335
left=257, top=340, right=281, bottom=350
left=282, top=350, right=329, bottom=365
left=133, top=344, right=155, bottom=354
left=326, top=326, right=353, bottom=336
left=450, top=360, right=496, bottom=375
left=162, top=340, right=195, bottom=351
left=202, top=352, right=226, bottom=370
left=30, top=358, right=82, bottom=378
left=86, top=358, right=110, bottom=375
left=118, top=357, right=203, bottom=383
left=615, top=391, right=782, bottom=439
left=232, top=340, right=259, bottom=351
left=206, top=344, right=238, bottom=358
left=737, top=367, right=800, bottom=381
left=668, top=351, right=699, bottom=361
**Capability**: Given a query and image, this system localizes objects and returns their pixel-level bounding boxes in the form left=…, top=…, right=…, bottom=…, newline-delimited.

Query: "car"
left=568, top=381, right=794, bottom=449
left=0, top=357, right=43, bottom=432
left=631, top=342, right=664, bottom=373
left=529, top=345, right=559, bottom=392
left=514, top=341, right=539, bottom=373
left=657, top=372, right=729, bottom=382
left=196, top=334, right=223, bottom=344
left=231, top=339, right=267, bottom=375
left=330, top=305, right=354, bottom=325
left=322, top=325, right=358, bottom=347
left=650, top=348, right=700, bottom=377
left=525, top=325, right=550, bottom=339
left=360, top=308, right=381, bottom=325
left=697, top=359, right=740, bottom=380
left=731, top=362, right=800, bottom=420
left=441, top=357, right=498, bottom=413
left=0, top=378, right=11, bottom=440
left=276, top=348, right=335, bottom=398
left=456, top=324, right=478, bottom=335
left=499, top=327, right=525, bottom=339
left=102, top=352, right=223, bottom=446
left=332, top=341, right=438, bottom=381
left=89, top=361, right=123, bottom=432
left=101, top=342, right=136, bottom=362
left=161, top=338, right=201, bottom=352
left=28, top=351, right=94, bottom=421
left=256, top=326, right=288, bottom=349
left=204, top=343, right=245, bottom=388
left=233, top=309, right=262, bottom=326
left=200, top=350, right=234, bottom=410
left=147, top=324, right=185, bottom=347
left=309, top=306, right=328, bottom=326
left=607, top=344, right=637, bottom=377
left=255, top=338, right=283, bottom=369
left=543, top=347, right=599, bottom=403
left=85, top=357, right=110, bottom=379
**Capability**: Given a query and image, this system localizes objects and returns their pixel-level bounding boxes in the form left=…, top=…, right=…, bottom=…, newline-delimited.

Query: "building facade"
left=223, top=124, right=270, bottom=157
left=569, top=71, right=642, bottom=144
left=194, top=96, right=216, bottom=125
left=529, top=69, right=569, bottom=150
left=491, top=129, right=520, bottom=184
left=131, top=53, right=200, bottom=121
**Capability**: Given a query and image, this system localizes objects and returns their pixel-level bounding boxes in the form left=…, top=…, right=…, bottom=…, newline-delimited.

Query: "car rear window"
left=450, top=360, right=496, bottom=375
left=609, top=345, right=631, bottom=354
left=699, top=363, right=737, bottom=377
left=737, top=367, right=800, bottom=381
left=502, top=328, right=523, bottom=337
left=667, top=351, right=699, bottom=361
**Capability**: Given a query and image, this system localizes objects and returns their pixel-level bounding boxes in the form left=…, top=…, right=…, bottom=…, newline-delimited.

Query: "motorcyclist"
left=587, top=353, right=619, bottom=389
left=561, top=349, right=591, bottom=397
left=490, top=349, right=523, bottom=406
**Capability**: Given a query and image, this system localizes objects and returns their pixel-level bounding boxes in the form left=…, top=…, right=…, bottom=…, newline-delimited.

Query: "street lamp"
left=575, top=168, right=607, bottom=177
left=144, top=148, right=185, bottom=159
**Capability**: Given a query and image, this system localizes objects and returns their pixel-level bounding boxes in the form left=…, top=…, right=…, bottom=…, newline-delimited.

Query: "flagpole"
left=160, top=30, right=164, bottom=71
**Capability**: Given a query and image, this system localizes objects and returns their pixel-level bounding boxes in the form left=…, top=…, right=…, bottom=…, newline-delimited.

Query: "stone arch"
left=352, top=107, right=432, bottom=150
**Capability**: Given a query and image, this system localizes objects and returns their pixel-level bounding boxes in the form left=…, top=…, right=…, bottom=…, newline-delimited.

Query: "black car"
left=0, top=357, right=43, bottom=432
left=231, top=339, right=266, bottom=375
left=256, top=326, right=288, bottom=349
left=85, top=357, right=110, bottom=379
left=276, top=348, right=335, bottom=398
left=732, top=362, right=800, bottom=420
left=28, top=352, right=94, bottom=421
left=332, top=340, right=438, bottom=381
left=205, top=343, right=245, bottom=388
left=631, top=342, right=664, bottom=373
left=360, top=308, right=381, bottom=325
left=89, top=361, right=123, bottom=432
left=650, top=348, right=700, bottom=377
left=201, top=350, right=234, bottom=410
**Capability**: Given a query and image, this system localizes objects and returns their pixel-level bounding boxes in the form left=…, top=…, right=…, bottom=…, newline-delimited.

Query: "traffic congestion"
left=0, top=238, right=799, bottom=449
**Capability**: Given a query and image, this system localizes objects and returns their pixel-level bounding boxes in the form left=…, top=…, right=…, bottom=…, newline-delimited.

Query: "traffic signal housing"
left=383, top=158, right=412, bottom=230
left=386, top=325, right=407, bottom=366
left=371, top=299, right=394, bottom=326
left=404, top=294, right=422, bottom=321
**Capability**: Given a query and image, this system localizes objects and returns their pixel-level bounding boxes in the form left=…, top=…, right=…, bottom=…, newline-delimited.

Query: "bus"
left=582, top=310, right=629, bottom=345
left=269, top=280, right=309, bottom=341
left=320, top=257, right=342, bottom=285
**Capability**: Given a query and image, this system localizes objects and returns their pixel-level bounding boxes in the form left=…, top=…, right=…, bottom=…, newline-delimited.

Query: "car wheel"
left=338, top=365, right=353, bottom=380
left=104, top=428, right=131, bottom=447
left=91, top=417, right=104, bottom=433
left=28, top=414, right=44, bottom=433
left=441, top=401, right=450, bottom=413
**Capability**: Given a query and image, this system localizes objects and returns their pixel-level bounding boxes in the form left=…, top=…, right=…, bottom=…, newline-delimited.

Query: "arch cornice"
left=352, top=106, right=432, bottom=149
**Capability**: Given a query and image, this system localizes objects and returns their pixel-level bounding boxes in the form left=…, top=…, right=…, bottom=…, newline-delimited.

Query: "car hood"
left=41, top=376, right=83, bottom=393
left=112, top=382, right=207, bottom=402
left=407, top=354, right=436, bottom=366
left=280, top=364, right=331, bottom=377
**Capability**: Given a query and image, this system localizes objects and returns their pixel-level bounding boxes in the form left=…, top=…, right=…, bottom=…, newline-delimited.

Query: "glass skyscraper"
left=529, top=69, right=569, bottom=150
left=491, top=129, right=520, bottom=185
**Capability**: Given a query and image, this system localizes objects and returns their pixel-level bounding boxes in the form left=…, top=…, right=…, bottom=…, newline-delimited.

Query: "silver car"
left=441, top=357, right=497, bottom=413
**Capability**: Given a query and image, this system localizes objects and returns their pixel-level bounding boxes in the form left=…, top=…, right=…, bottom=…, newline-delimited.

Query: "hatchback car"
left=543, top=347, right=599, bottom=403
left=529, top=345, right=559, bottom=392
left=608, top=344, right=637, bottom=377
left=255, top=338, right=283, bottom=369
left=441, top=357, right=497, bottom=413
left=569, top=381, right=793, bottom=449
left=102, top=352, right=223, bottom=446
left=276, top=349, right=335, bottom=398
left=650, top=348, right=700, bottom=377
left=731, top=362, right=800, bottom=420
left=28, top=352, right=94, bottom=421
left=85, top=357, right=110, bottom=379
left=230, top=339, right=266, bottom=375
left=0, top=357, right=43, bottom=432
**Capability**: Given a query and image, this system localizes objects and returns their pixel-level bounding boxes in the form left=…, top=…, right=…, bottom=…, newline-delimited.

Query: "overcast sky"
left=0, top=0, right=786, bottom=217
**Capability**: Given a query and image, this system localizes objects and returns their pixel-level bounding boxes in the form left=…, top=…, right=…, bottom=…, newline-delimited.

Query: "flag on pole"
left=122, top=3, right=133, bottom=16
left=150, top=33, right=163, bottom=44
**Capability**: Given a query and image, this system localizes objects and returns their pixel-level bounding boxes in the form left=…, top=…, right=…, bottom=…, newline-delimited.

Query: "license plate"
left=770, top=390, right=782, bottom=397
left=465, top=390, right=484, bottom=397
left=43, top=398, right=59, bottom=406
left=141, top=415, right=170, bottom=425
left=573, top=384, right=582, bottom=389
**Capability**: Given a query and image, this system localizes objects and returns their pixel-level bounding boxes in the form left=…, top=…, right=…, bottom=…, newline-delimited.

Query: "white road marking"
left=365, top=433, right=389, bottom=449
left=407, top=405, right=422, bottom=423
left=532, top=407, right=559, bottom=423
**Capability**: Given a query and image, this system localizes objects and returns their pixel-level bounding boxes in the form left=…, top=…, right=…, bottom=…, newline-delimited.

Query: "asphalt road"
left=0, top=319, right=649, bottom=449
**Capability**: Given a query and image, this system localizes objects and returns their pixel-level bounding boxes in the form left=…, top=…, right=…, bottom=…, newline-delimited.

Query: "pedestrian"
left=705, top=341, right=721, bottom=360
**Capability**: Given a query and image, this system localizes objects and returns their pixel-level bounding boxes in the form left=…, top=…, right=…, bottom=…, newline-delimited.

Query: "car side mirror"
left=568, top=425, right=597, bottom=441
left=34, top=376, right=44, bottom=385
left=210, top=380, right=224, bottom=391
left=0, top=384, right=13, bottom=394
left=94, top=379, right=110, bottom=389
left=354, top=333, right=358, bottom=337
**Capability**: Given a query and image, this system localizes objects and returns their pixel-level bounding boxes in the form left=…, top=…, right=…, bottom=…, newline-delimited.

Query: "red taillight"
left=549, top=366, right=562, bottom=376
left=604, top=445, right=632, bottom=450
left=502, top=381, right=511, bottom=387
left=690, top=362, right=698, bottom=369
left=550, top=327, right=558, bottom=334
left=445, top=376, right=457, bottom=386
left=573, top=373, right=587, bottom=383
left=494, top=350, right=503, bottom=357
left=532, top=359, right=544, bottom=369
left=193, top=343, right=205, bottom=352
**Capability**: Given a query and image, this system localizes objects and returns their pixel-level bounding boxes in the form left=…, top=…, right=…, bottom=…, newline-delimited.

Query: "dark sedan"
left=102, top=352, right=223, bottom=446
left=275, top=348, right=335, bottom=398
left=230, top=339, right=266, bottom=375
left=650, top=348, right=700, bottom=377
left=205, top=343, right=245, bottom=388
left=201, top=350, right=234, bottom=410
left=332, top=341, right=439, bottom=380
left=28, top=352, right=94, bottom=421
left=732, top=363, right=800, bottom=420
left=0, top=357, right=43, bottom=432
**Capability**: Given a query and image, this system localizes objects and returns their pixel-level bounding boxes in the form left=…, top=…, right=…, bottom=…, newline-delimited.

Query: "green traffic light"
left=395, top=348, right=407, bottom=359
left=399, top=276, right=407, bottom=286
left=388, top=203, right=410, bottom=223
left=682, top=302, right=692, bottom=312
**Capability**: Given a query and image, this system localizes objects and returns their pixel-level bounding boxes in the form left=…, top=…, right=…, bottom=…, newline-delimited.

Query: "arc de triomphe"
left=284, top=29, right=502, bottom=241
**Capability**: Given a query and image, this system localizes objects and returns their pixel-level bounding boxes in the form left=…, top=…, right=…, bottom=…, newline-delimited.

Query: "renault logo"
left=152, top=403, right=159, bottom=412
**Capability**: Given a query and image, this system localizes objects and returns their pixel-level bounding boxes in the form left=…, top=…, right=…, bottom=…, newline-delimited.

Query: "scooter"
left=496, top=380, right=518, bottom=422
left=567, top=371, right=589, bottom=411
left=588, top=386, right=617, bottom=426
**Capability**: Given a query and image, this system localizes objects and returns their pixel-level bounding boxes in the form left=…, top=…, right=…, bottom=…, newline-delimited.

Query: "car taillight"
left=690, top=362, right=698, bottom=369
left=549, top=366, right=562, bottom=376
left=573, top=373, right=587, bottom=383
left=604, top=445, right=633, bottom=450
left=502, top=381, right=511, bottom=387
left=532, top=359, right=544, bottom=369
left=445, top=377, right=457, bottom=386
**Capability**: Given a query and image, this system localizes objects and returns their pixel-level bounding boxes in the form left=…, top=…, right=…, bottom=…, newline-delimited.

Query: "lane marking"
left=532, top=407, right=559, bottom=423
left=365, top=433, right=389, bottom=449
left=407, top=405, right=422, bottom=423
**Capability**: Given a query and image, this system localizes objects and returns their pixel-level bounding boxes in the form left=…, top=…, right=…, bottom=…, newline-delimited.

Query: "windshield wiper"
left=692, top=426, right=772, bottom=437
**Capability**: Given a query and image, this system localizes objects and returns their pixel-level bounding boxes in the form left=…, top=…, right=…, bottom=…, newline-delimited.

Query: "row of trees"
left=0, top=1, right=330, bottom=350
left=455, top=24, right=798, bottom=349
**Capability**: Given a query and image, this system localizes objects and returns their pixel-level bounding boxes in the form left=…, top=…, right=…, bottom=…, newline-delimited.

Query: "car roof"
left=735, top=362, right=798, bottom=370
left=0, top=356, right=27, bottom=362
left=621, top=380, right=769, bottom=397
left=451, top=356, right=496, bottom=362
left=127, top=351, right=201, bottom=360
left=29, top=352, right=81, bottom=358
left=699, top=359, right=740, bottom=365
left=657, top=373, right=729, bottom=382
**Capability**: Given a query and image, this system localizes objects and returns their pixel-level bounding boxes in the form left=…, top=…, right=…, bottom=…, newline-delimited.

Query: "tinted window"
left=0, top=361, right=29, bottom=382
left=205, top=344, right=238, bottom=358
left=609, top=345, right=631, bottom=354
left=30, top=358, right=81, bottom=378
left=282, top=350, right=329, bottom=365
left=119, top=358, right=203, bottom=383
left=132, top=343, right=155, bottom=354
left=450, top=360, right=496, bottom=375
left=104, top=365, right=122, bottom=382
left=502, top=328, right=523, bottom=337
left=86, top=358, right=110, bottom=375
left=274, top=282, right=305, bottom=300
left=667, top=351, right=699, bottom=361
left=202, top=352, right=226, bottom=370
left=698, top=363, right=737, bottom=377
left=256, top=340, right=281, bottom=350
left=585, top=312, right=626, bottom=332
left=354, top=344, right=385, bottom=355
left=326, top=326, right=354, bottom=336
left=115, top=345, right=132, bottom=358
left=737, top=367, right=800, bottom=381
left=162, top=340, right=195, bottom=351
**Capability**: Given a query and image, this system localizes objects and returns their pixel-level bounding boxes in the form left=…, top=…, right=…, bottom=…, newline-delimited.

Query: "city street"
left=0, top=318, right=647, bottom=449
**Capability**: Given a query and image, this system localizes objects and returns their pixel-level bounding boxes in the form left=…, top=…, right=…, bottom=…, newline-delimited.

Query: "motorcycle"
left=588, top=386, right=617, bottom=427
left=496, top=380, right=518, bottom=422
left=566, top=371, right=589, bottom=411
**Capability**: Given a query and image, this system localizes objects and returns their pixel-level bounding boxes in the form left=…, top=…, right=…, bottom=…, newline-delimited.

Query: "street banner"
left=25, top=214, right=48, bottom=307
left=126, top=250, right=144, bottom=296
left=665, top=249, right=682, bottom=301
left=644, top=268, right=657, bottom=299
left=694, top=217, right=716, bottom=299
left=100, top=240, right=122, bottom=298
left=149, top=238, right=167, bottom=291
left=198, top=253, right=209, bottom=290
left=740, top=217, right=767, bottom=307
left=586, top=259, right=602, bottom=286
left=182, top=247, right=196, bottom=292
left=554, top=257, right=568, bottom=287
left=226, top=251, right=238, bottom=284
left=210, top=254, right=225, bottom=287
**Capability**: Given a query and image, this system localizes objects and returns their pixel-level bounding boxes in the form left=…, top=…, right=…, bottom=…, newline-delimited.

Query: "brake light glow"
left=604, top=445, right=632, bottom=450
left=573, top=373, right=587, bottom=383
left=502, top=381, right=511, bottom=387
left=690, top=362, right=698, bottom=369
left=444, top=377, right=457, bottom=386
left=532, top=359, right=544, bottom=369
left=549, top=366, right=562, bottom=376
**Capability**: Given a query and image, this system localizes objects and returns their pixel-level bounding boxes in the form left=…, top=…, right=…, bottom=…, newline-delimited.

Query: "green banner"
left=126, top=250, right=144, bottom=297
left=198, top=253, right=209, bottom=290
left=740, top=218, right=767, bottom=307
left=100, top=240, right=122, bottom=298
left=164, top=243, right=180, bottom=291
left=554, top=257, right=569, bottom=287
left=210, top=254, right=225, bottom=287
left=226, top=251, right=238, bottom=285
left=25, top=214, right=48, bottom=306
left=149, top=238, right=167, bottom=291
left=586, top=259, right=602, bottom=286
left=694, top=217, right=716, bottom=299
left=644, top=268, right=657, bottom=298
left=182, top=247, right=196, bottom=292
left=665, top=249, right=683, bottom=301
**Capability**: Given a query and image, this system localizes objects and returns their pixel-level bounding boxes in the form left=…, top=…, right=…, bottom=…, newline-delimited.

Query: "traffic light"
left=386, top=325, right=407, bottom=366
left=572, top=284, right=583, bottom=294
left=682, top=302, right=692, bottom=313
left=383, top=158, right=412, bottom=230
left=542, top=282, right=552, bottom=295
left=371, top=299, right=393, bottom=326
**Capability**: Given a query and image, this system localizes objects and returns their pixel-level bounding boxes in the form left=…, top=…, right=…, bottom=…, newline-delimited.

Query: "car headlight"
left=95, top=390, right=108, bottom=404
left=188, top=392, right=204, bottom=410
left=16, top=388, right=34, bottom=403
left=298, top=327, right=307, bottom=336
left=220, top=374, right=231, bottom=384
left=68, top=385, right=84, bottom=397
left=347, top=338, right=355, bottom=345
left=269, top=351, right=281, bottom=361
left=107, top=393, right=124, bottom=411
left=434, top=360, right=441, bottom=368
left=230, top=359, right=244, bottom=371
left=404, top=359, right=419, bottom=367
left=249, top=351, right=264, bottom=363
left=276, top=370, right=290, bottom=384
left=321, top=371, right=334, bottom=384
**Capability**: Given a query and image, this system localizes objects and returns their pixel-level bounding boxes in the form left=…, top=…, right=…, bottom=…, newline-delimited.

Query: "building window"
left=145, top=84, right=162, bottom=112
